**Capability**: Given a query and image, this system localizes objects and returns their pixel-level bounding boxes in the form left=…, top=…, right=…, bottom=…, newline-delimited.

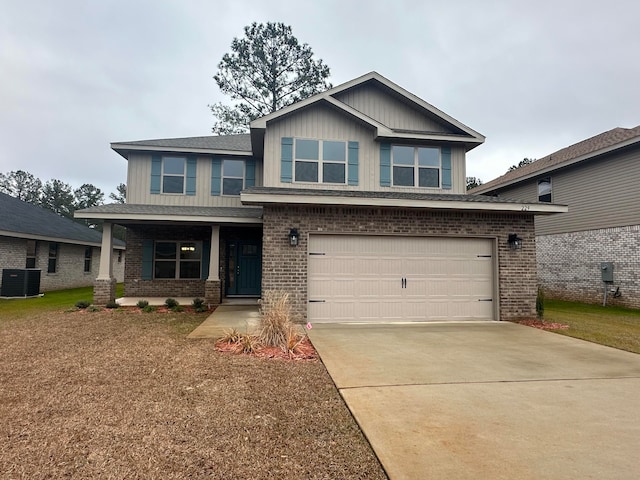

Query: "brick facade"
left=0, top=235, right=124, bottom=294
left=262, top=205, right=537, bottom=322
left=537, top=225, right=640, bottom=308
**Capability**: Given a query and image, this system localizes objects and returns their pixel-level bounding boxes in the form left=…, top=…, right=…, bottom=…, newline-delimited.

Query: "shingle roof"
left=0, top=192, right=125, bottom=246
left=112, top=134, right=252, bottom=152
left=242, top=186, right=548, bottom=205
left=471, top=126, right=640, bottom=193
left=76, top=203, right=263, bottom=219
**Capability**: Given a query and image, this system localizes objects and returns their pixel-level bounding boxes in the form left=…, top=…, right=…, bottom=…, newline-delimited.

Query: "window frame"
left=26, top=239, right=37, bottom=269
left=293, top=138, right=347, bottom=185
left=391, top=145, right=441, bottom=188
left=84, top=247, right=92, bottom=273
left=538, top=176, right=552, bottom=202
left=221, top=159, right=245, bottom=196
left=48, top=242, right=59, bottom=274
left=161, top=156, right=186, bottom=194
left=153, top=241, right=202, bottom=280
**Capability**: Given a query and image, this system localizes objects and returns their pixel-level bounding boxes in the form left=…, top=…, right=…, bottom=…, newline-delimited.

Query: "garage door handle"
left=309, top=300, right=326, bottom=303
left=401, top=278, right=406, bottom=288
left=478, top=298, right=493, bottom=302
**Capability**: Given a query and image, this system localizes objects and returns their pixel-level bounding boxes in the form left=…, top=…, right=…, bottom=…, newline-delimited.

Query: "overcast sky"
left=1, top=0, right=638, bottom=197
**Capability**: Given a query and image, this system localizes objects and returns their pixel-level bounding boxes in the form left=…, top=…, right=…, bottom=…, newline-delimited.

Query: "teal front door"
left=226, top=240, right=262, bottom=296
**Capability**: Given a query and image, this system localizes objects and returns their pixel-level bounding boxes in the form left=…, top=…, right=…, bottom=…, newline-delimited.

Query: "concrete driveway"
left=308, top=322, right=640, bottom=480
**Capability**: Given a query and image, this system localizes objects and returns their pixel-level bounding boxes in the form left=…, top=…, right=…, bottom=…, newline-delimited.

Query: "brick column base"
left=204, top=280, right=222, bottom=307
left=94, top=278, right=117, bottom=305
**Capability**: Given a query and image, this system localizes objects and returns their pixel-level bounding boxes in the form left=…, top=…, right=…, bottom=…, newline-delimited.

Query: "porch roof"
left=75, top=204, right=263, bottom=224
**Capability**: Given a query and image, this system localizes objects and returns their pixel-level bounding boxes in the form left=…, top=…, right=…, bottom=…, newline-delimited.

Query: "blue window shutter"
left=150, top=155, right=161, bottom=194
left=245, top=158, right=256, bottom=188
left=186, top=156, right=197, bottom=195
left=201, top=239, right=210, bottom=280
left=380, top=143, right=391, bottom=187
left=281, top=137, right=293, bottom=183
left=211, top=158, right=221, bottom=196
left=142, top=239, right=153, bottom=280
left=441, top=146, right=452, bottom=190
left=348, top=141, right=359, bottom=186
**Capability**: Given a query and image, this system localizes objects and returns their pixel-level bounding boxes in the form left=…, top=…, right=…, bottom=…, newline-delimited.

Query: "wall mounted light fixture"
left=288, top=228, right=299, bottom=246
left=508, top=233, right=523, bottom=250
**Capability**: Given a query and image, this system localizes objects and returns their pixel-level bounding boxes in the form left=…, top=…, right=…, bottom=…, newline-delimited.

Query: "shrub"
left=258, top=290, right=303, bottom=351
left=218, top=328, right=243, bottom=344
left=105, top=300, right=119, bottom=309
left=136, top=299, right=149, bottom=309
left=171, top=305, right=184, bottom=312
left=192, top=298, right=207, bottom=312
left=238, top=333, right=260, bottom=354
left=164, top=298, right=179, bottom=309
left=536, top=287, right=545, bottom=320
left=142, top=305, right=156, bottom=313
left=75, top=300, right=91, bottom=309
left=87, top=305, right=102, bottom=312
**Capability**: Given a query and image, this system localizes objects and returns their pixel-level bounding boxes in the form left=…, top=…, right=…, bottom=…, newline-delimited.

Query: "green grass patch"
left=545, top=299, right=640, bottom=354
left=0, top=284, right=124, bottom=318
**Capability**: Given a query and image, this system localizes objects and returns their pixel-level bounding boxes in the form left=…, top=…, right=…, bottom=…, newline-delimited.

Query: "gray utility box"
left=600, top=262, right=614, bottom=283
left=1, top=269, right=41, bottom=297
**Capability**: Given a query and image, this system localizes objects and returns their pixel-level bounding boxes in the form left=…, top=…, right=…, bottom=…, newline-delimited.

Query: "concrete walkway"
left=188, top=304, right=260, bottom=339
left=308, top=321, right=640, bottom=480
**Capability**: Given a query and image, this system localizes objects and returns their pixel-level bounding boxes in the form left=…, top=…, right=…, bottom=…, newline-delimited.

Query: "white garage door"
left=308, top=235, right=495, bottom=322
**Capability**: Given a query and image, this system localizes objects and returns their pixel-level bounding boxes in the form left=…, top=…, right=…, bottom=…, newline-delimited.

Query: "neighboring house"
left=0, top=192, right=125, bottom=295
left=470, top=126, right=640, bottom=308
left=76, top=72, right=565, bottom=322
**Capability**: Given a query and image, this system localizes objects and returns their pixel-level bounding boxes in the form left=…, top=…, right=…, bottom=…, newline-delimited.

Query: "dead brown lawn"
left=0, top=310, right=386, bottom=479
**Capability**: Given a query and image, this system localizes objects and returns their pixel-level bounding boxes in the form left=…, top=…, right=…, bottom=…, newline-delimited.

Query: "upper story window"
left=222, top=159, right=245, bottom=195
left=538, top=177, right=552, bottom=202
left=392, top=146, right=440, bottom=188
left=294, top=139, right=347, bottom=184
left=162, top=157, right=186, bottom=194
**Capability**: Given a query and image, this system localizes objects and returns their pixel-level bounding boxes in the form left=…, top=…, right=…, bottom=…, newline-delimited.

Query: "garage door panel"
left=308, top=235, right=495, bottom=323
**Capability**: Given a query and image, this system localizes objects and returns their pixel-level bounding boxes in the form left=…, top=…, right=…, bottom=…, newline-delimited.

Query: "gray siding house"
left=0, top=192, right=125, bottom=295
left=77, top=72, right=565, bottom=322
left=470, top=126, right=640, bottom=308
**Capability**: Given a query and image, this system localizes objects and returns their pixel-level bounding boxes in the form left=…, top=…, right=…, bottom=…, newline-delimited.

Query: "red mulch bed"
left=215, top=337, right=318, bottom=361
left=517, top=319, right=570, bottom=330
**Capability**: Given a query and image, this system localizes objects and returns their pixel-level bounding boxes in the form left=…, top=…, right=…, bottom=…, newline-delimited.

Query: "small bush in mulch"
left=136, top=299, right=149, bottom=309
left=164, top=298, right=179, bottom=309
left=86, top=305, right=102, bottom=312
left=75, top=300, right=91, bottom=309
left=141, top=305, right=155, bottom=313
left=105, top=300, right=119, bottom=309
left=517, top=319, right=569, bottom=330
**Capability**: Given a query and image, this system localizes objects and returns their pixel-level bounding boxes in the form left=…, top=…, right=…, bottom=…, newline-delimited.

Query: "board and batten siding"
left=333, top=83, right=452, bottom=133
left=493, top=147, right=640, bottom=235
left=126, top=153, right=262, bottom=207
left=263, top=103, right=467, bottom=194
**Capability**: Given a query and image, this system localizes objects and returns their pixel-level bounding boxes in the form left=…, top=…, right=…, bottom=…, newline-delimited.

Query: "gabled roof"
left=471, top=126, right=640, bottom=194
left=0, top=192, right=125, bottom=247
left=111, top=134, right=252, bottom=159
left=250, top=71, right=485, bottom=151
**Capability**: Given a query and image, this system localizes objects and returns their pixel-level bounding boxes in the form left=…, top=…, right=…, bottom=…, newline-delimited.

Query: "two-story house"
left=77, top=72, right=565, bottom=322
left=470, top=126, right=640, bottom=309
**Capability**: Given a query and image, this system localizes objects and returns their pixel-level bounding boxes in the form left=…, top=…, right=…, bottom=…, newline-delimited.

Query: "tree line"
left=0, top=170, right=125, bottom=231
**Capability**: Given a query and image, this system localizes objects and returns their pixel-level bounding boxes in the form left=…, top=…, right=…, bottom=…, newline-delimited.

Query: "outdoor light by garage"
left=508, top=233, right=523, bottom=250
left=288, top=228, right=299, bottom=246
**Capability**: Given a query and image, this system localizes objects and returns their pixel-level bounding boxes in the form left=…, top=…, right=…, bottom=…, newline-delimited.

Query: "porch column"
left=205, top=225, right=222, bottom=306
left=208, top=225, right=220, bottom=281
left=94, top=221, right=116, bottom=305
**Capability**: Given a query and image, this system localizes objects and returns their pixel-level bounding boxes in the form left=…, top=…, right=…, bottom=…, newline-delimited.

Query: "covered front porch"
left=75, top=204, right=263, bottom=306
